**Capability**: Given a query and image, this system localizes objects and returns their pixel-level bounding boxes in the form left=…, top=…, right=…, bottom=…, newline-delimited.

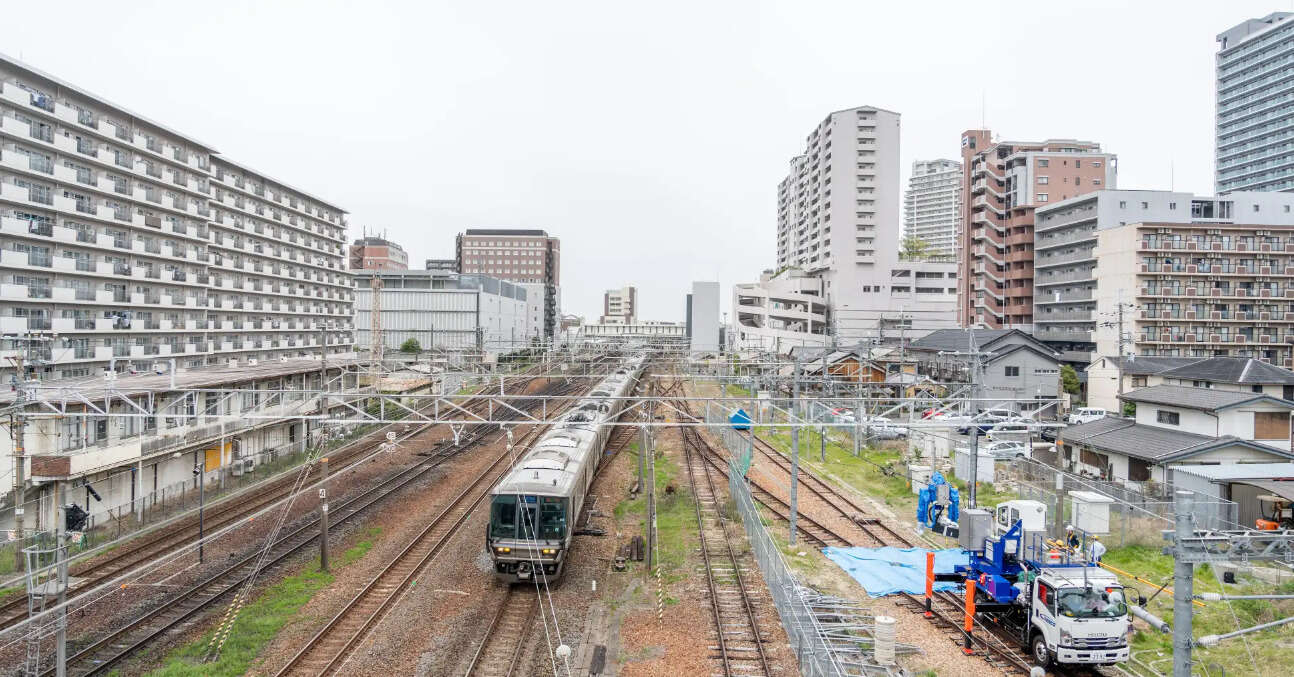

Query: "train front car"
left=486, top=353, right=648, bottom=583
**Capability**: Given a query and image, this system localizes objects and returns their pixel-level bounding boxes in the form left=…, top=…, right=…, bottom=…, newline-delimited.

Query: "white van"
left=1067, top=407, right=1107, bottom=425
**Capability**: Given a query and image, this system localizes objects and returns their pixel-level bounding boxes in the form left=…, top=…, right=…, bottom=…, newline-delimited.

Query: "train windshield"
left=491, top=495, right=567, bottom=541
left=489, top=495, right=518, bottom=539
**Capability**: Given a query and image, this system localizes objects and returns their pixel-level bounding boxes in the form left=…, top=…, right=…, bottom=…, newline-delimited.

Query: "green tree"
left=900, top=235, right=932, bottom=261
left=399, top=338, right=421, bottom=353
left=1060, top=364, right=1081, bottom=395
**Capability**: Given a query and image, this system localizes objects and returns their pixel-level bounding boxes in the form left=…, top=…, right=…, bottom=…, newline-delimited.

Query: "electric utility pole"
left=789, top=358, right=801, bottom=546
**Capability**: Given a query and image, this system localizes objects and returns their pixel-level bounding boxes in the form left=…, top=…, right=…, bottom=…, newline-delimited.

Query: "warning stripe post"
left=963, top=578, right=976, bottom=655
left=923, top=550, right=934, bottom=618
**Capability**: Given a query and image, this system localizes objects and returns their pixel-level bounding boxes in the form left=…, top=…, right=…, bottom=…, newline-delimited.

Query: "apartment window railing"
left=74, top=288, right=94, bottom=300
left=75, top=199, right=94, bottom=214
left=74, top=258, right=94, bottom=272
left=115, top=126, right=131, bottom=141
left=76, top=140, right=96, bottom=156
left=27, top=285, right=52, bottom=298
left=28, top=252, right=52, bottom=267
left=29, top=123, right=52, bottom=143
left=111, top=290, right=128, bottom=302
left=27, top=222, right=53, bottom=237
left=75, top=229, right=94, bottom=243
left=29, top=156, right=52, bottom=173
left=27, top=318, right=51, bottom=330
left=76, top=167, right=94, bottom=185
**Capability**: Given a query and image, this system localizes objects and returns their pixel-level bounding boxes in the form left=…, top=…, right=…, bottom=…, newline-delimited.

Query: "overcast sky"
left=7, top=1, right=1281, bottom=320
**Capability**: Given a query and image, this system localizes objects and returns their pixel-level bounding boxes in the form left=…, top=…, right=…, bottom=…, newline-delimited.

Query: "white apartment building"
left=1216, top=12, right=1294, bottom=193
left=1088, top=191, right=1294, bottom=368
left=353, top=270, right=534, bottom=352
left=601, top=285, right=636, bottom=324
left=903, top=159, right=961, bottom=256
left=773, top=106, right=957, bottom=342
left=732, top=268, right=828, bottom=352
left=1034, top=190, right=1294, bottom=359
left=0, top=54, right=354, bottom=380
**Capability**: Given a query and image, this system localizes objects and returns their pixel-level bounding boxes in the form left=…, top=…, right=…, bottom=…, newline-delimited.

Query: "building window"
left=1036, top=194, right=1048, bottom=202
left=1037, top=176, right=1049, bottom=185
left=1141, top=202, right=1149, bottom=209
left=1253, top=385, right=1265, bottom=393
left=1254, top=204, right=1261, bottom=213
left=1156, top=410, right=1180, bottom=425
left=1119, top=201, right=1127, bottom=208
left=1038, top=159, right=1049, bottom=168
left=1131, top=376, right=1148, bottom=387
left=1093, top=161, right=1102, bottom=168
left=1169, top=202, right=1176, bottom=210
left=1005, top=366, right=1020, bottom=377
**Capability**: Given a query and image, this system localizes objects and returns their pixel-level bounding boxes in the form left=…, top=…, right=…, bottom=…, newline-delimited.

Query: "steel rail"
left=274, top=380, right=592, bottom=676
left=678, top=412, right=771, bottom=676
left=39, top=379, right=576, bottom=677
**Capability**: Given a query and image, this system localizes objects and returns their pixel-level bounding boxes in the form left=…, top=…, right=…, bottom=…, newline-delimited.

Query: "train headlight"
left=541, top=548, right=557, bottom=555
left=495, top=547, right=511, bottom=554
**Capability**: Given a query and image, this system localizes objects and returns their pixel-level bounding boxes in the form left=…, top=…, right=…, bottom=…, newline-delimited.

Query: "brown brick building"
left=957, top=131, right=1116, bottom=329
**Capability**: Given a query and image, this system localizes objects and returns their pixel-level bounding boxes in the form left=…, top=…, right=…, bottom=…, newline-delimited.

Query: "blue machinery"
left=916, top=471, right=960, bottom=537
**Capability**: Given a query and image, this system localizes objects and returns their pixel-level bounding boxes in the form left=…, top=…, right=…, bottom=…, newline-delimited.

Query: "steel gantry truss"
left=3, top=383, right=1063, bottom=429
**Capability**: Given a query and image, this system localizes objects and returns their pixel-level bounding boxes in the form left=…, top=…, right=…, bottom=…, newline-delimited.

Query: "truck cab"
left=1028, top=567, right=1131, bottom=666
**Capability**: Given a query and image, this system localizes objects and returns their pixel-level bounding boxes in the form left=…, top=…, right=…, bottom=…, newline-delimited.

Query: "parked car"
left=986, top=421, right=1034, bottom=442
left=828, top=407, right=856, bottom=423
left=861, top=415, right=908, bottom=439
left=982, top=440, right=1031, bottom=459
left=1039, top=423, right=1065, bottom=442
left=1067, top=407, right=1107, bottom=425
left=961, top=409, right=1013, bottom=435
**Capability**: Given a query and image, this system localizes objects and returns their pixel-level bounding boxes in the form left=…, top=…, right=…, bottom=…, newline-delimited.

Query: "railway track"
left=458, top=361, right=658, bottom=676
left=0, top=371, right=544, bottom=634
left=274, top=377, right=597, bottom=677
left=38, top=378, right=582, bottom=677
left=463, top=587, right=539, bottom=677
left=679, top=423, right=771, bottom=677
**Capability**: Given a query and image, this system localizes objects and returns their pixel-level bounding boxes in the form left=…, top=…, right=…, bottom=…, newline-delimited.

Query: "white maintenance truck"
left=956, top=504, right=1136, bottom=667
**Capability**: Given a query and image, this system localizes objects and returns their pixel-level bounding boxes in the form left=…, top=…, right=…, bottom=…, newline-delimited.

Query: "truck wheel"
left=1031, top=634, right=1052, bottom=667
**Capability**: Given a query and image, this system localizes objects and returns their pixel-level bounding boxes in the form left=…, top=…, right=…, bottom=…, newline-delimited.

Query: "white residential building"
left=0, top=54, right=354, bottom=380
left=1217, top=12, right=1294, bottom=193
left=773, top=106, right=957, bottom=342
left=601, top=285, right=636, bottom=324
left=903, top=159, right=961, bottom=256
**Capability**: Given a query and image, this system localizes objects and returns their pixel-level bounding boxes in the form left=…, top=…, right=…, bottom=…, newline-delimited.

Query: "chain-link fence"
left=1003, top=459, right=1239, bottom=547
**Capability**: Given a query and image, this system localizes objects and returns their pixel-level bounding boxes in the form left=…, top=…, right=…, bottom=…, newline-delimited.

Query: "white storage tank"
left=953, top=446, right=994, bottom=485
left=909, top=464, right=933, bottom=495
left=1069, top=490, right=1115, bottom=534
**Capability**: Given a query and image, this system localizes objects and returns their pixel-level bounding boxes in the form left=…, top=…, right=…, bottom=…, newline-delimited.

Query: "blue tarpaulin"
left=729, top=408, right=752, bottom=430
left=822, top=547, right=969, bottom=598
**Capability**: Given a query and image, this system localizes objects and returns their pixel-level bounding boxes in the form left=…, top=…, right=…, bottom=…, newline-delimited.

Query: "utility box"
left=1069, top=491, right=1114, bottom=534
left=909, top=464, right=933, bottom=495
left=959, top=508, right=993, bottom=551
left=953, top=447, right=994, bottom=485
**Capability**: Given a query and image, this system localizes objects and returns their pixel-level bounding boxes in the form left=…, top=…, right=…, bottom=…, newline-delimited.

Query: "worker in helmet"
left=1065, top=524, right=1080, bottom=550
left=1089, top=535, right=1106, bottom=563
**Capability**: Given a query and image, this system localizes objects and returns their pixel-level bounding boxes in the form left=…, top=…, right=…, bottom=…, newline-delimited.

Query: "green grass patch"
left=1102, top=544, right=1294, bottom=675
left=142, top=528, right=381, bottom=677
left=761, top=427, right=913, bottom=507
left=611, top=445, right=696, bottom=583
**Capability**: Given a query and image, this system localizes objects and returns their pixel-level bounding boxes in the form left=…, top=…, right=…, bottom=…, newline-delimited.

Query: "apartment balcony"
left=1035, top=269, right=1094, bottom=286
left=1036, top=288, right=1093, bottom=304
left=1036, top=248, right=1095, bottom=268
left=1036, top=310, right=1093, bottom=322
left=1035, top=227, right=1097, bottom=251
left=1035, top=327, right=1093, bottom=343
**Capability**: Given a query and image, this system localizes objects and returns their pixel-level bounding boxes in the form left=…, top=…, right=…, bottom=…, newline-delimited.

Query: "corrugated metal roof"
left=1158, top=357, right=1294, bottom=385
left=909, top=329, right=1013, bottom=352
left=1120, top=385, right=1294, bottom=411
left=1170, top=463, right=1294, bottom=482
